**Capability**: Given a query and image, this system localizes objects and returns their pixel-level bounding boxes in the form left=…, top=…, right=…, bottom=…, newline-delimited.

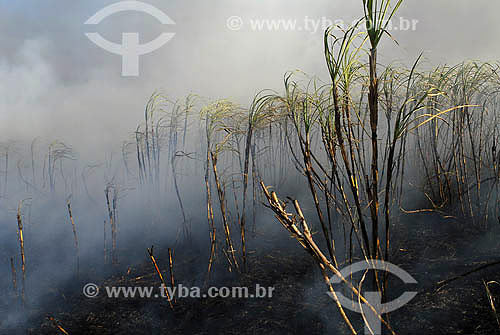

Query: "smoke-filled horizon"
left=1, top=0, right=500, bottom=159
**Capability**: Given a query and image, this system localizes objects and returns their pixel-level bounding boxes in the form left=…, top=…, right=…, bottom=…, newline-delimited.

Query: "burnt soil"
left=2, top=214, right=500, bottom=335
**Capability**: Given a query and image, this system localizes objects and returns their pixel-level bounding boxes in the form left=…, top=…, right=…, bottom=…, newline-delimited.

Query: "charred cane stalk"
left=210, top=151, right=239, bottom=272
left=48, top=316, right=69, bottom=335
left=105, top=185, right=118, bottom=264
left=204, top=146, right=217, bottom=285
left=16, top=201, right=26, bottom=306
left=66, top=199, right=79, bottom=277
left=168, top=248, right=176, bottom=303
left=147, top=246, right=174, bottom=309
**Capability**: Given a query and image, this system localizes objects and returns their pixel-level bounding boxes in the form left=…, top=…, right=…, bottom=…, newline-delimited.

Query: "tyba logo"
left=85, top=1, right=175, bottom=76
left=327, top=260, right=417, bottom=335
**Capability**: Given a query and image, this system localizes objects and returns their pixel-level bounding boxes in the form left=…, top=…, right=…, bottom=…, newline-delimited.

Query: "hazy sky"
left=1, top=0, right=499, bottom=158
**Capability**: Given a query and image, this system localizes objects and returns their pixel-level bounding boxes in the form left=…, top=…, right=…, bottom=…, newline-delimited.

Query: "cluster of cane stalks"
left=118, top=45, right=499, bottom=332
left=224, top=1, right=497, bottom=332
left=131, top=92, right=195, bottom=237
left=410, top=61, right=500, bottom=229
left=201, top=100, right=245, bottom=274
left=46, top=141, right=75, bottom=193
left=1, top=138, right=76, bottom=196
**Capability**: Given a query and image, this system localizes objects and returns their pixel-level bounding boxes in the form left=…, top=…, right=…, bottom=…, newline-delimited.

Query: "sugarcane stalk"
left=204, top=145, right=217, bottom=285
left=67, top=199, right=79, bottom=278
left=16, top=201, right=26, bottom=306
left=105, top=185, right=118, bottom=264
left=168, top=248, right=176, bottom=303
left=49, top=316, right=69, bottom=335
left=147, top=246, right=174, bottom=309
left=210, top=151, right=239, bottom=272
